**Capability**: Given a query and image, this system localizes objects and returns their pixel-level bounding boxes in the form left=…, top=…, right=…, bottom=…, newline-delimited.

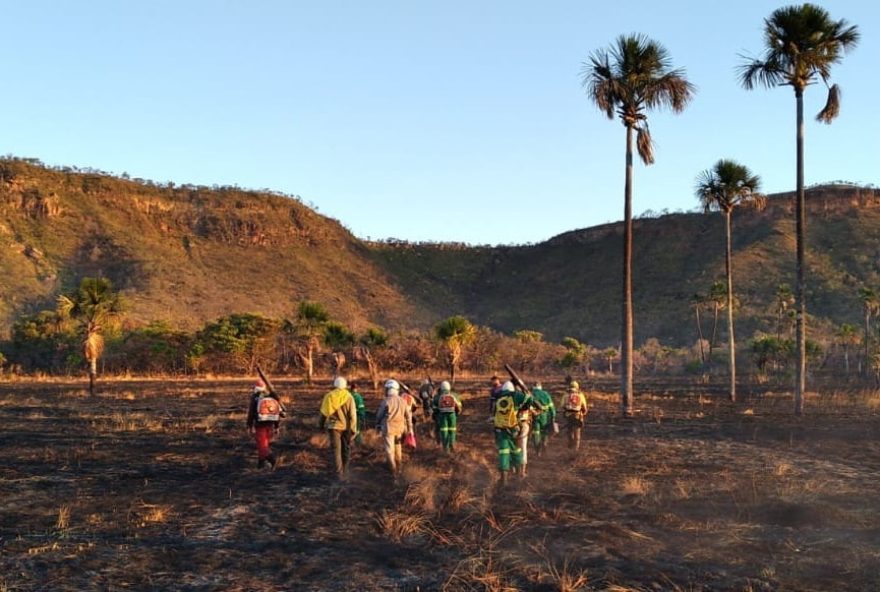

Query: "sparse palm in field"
left=583, top=34, right=694, bottom=416
left=435, top=316, right=475, bottom=386
left=356, top=326, right=389, bottom=390
left=774, top=283, right=795, bottom=341
left=56, top=277, right=123, bottom=396
left=696, top=159, right=764, bottom=401
left=739, top=3, right=859, bottom=414
left=858, top=288, right=879, bottom=377
left=323, top=321, right=355, bottom=376
left=295, top=300, right=330, bottom=384
left=835, top=323, right=858, bottom=375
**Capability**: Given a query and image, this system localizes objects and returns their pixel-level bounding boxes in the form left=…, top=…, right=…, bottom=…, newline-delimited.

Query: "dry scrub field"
left=2, top=377, right=880, bottom=591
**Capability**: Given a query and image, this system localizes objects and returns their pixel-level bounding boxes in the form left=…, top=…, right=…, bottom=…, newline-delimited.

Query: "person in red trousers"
left=246, top=379, right=285, bottom=469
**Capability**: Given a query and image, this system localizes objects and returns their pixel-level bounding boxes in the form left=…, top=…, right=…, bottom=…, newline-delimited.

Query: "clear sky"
left=1, top=1, right=877, bottom=245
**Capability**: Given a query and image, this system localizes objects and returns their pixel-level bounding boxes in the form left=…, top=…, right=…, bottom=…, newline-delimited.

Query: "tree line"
left=5, top=277, right=880, bottom=390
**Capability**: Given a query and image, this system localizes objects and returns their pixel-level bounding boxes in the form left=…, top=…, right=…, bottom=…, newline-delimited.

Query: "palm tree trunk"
left=89, top=358, right=97, bottom=396
left=694, top=306, right=706, bottom=366
left=621, top=125, right=635, bottom=416
left=725, top=211, right=736, bottom=402
left=794, top=89, right=806, bottom=415
left=864, top=307, right=871, bottom=378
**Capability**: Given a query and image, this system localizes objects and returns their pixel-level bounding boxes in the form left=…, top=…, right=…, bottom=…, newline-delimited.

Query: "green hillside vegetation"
left=374, top=188, right=880, bottom=346
left=2, top=157, right=879, bottom=368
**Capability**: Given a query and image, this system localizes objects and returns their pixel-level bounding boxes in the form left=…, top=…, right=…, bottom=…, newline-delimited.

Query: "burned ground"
left=1, top=378, right=880, bottom=591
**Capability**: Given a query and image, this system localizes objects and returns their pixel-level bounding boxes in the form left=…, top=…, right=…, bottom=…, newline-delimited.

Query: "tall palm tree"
left=56, top=277, right=124, bottom=396
left=434, top=315, right=475, bottom=386
left=739, top=4, right=859, bottom=415
left=696, top=159, right=764, bottom=402
left=583, top=34, right=695, bottom=416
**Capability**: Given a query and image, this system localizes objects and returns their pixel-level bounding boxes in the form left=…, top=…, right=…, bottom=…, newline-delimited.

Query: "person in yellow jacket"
left=559, top=380, right=588, bottom=451
left=318, top=376, right=358, bottom=478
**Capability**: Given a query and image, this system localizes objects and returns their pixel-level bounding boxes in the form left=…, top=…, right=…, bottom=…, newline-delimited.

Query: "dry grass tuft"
left=290, top=449, right=324, bottom=473
left=402, top=469, right=440, bottom=513
left=443, top=547, right=518, bottom=592
left=375, top=509, right=428, bottom=543
left=55, top=505, right=71, bottom=530
left=530, top=542, right=590, bottom=592
left=772, top=462, right=793, bottom=477
left=308, top=432, right=330, bottom=449
left=621, top=476, right=650, bottom=496
left=140, top=504, right=172, bottom=524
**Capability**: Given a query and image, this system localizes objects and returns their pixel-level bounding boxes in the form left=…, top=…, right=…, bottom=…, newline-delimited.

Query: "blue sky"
left=1, top=1, right=877, bottom=245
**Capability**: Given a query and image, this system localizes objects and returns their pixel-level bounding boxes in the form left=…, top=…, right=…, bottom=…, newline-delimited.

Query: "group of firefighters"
left=245, top=373, right=589, bottom=484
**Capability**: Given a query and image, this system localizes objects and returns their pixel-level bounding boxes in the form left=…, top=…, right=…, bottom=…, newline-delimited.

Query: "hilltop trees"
left=696, top=159, right=764, bottom=401
left=56, top=277, right=124, bottom=395
left=740, top=3, right=860, bottom=414
left=583, top=34, right=695, bottom=415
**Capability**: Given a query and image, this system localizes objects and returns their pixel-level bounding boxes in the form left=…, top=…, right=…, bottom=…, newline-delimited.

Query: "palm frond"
left=816, top=83, right=841, bottom=123
left=737, top=57, right=784, bottom=90
left=636, top=125, right=654, bottom=165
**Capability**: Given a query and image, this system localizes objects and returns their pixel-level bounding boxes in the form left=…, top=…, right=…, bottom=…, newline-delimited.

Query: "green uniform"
left=493, top=390, right=536, bottom=474
left=530, top=387, right=556, bottom=453
left=432, top=390, right=462, bottom=452
left=351, top=390, right=366, bottom=445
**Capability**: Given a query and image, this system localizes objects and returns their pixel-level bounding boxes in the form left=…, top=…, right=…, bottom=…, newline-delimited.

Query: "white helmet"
left=501, top=380, right=515, bottom=393
left=333, top=376, right=347, bottom=389
left=384, top=379, right=400, bottom=391
left=440, top=381, right=451, bottom=392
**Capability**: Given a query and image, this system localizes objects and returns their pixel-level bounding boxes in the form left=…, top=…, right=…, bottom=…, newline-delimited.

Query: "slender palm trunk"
left=621, top=125, right=634, bottom=416
left=306, top=344, right=314, bottom=385
left=694, top=305, right=706, bottom=366
left=724, top=210, right=736, bottom=402
left=87, top=357, right=97, bottom=396
left=864, top=308, right=871, bottom=378
left=794, top=89, right=806, bottom=415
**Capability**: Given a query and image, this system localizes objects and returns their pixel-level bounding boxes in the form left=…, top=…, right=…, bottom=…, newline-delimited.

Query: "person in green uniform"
left=493, top=381, right=539, bottom=484
left=432, top=380, right=462, bottom=453
left=349, top=380, right=367, bottom=446
left=530, top=381, right=557, bottom=457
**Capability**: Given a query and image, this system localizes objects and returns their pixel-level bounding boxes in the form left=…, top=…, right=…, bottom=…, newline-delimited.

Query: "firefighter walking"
left=432, top=380, right=462, bottom=453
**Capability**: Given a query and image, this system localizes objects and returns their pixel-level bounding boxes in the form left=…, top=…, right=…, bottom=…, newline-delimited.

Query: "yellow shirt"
left=319, top=388, right=357, bottom=432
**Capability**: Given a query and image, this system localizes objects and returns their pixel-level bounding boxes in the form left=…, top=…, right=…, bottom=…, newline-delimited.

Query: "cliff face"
left=2, top=157, right=878, bottom=346
left=0, top=159, right=428, bottom=334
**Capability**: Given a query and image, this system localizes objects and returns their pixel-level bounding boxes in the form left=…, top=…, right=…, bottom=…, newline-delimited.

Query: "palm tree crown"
left=696, top=159, right=764, bottom=214
left=738, top=3, right=859, bottom=121
left=584, top=34, right=695, bottom=163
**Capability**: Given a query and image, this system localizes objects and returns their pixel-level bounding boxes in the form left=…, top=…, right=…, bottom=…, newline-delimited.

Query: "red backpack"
left=564, top=392, right=583, bottom=412
left=256, top=395, right=282, bottom=422
left=438, top=393, right=457, bottom=413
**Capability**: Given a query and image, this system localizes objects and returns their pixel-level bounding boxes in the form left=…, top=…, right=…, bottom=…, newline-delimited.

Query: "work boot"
left=500, top=471, right=508, bottom=486
left=268, top=454, right=277, bottom=471
left=257, top=458, right=266, bottom=469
